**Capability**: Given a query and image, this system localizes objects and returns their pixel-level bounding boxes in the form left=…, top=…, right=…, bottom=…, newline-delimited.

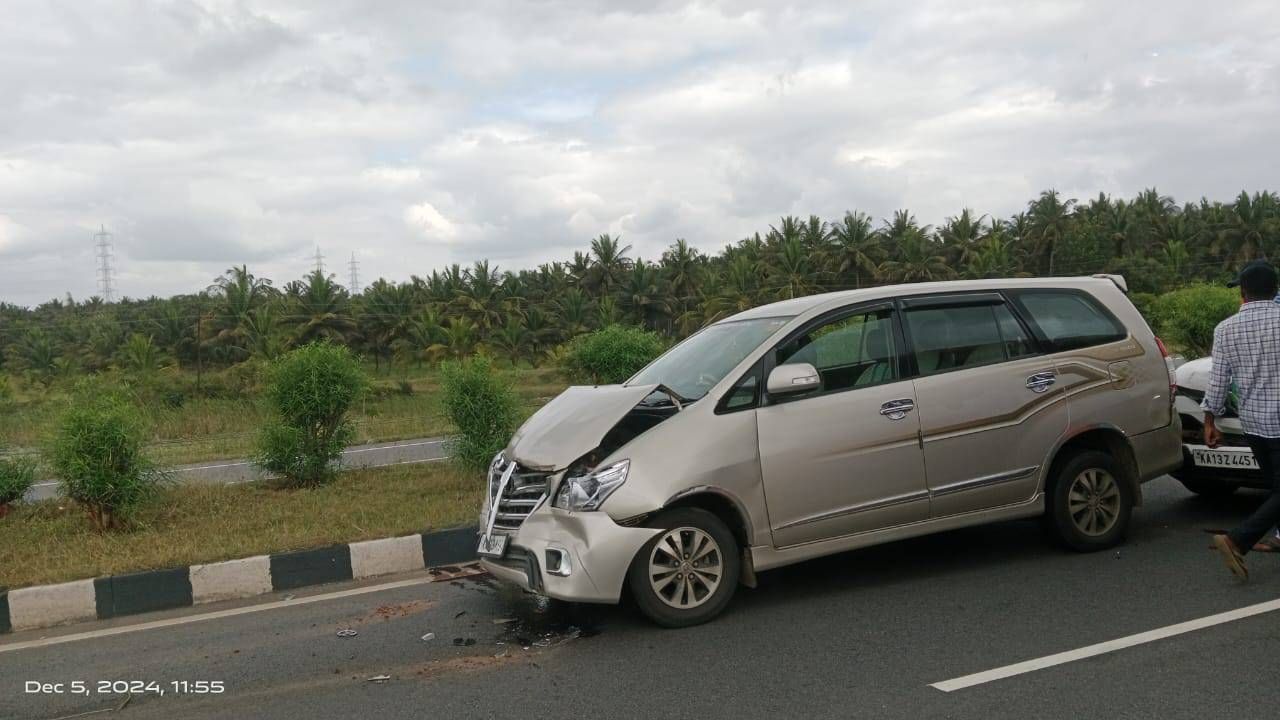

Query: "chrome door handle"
left=879, top=399, right=915, bottom=420
left=1026, top=371, right=1057, bottom=393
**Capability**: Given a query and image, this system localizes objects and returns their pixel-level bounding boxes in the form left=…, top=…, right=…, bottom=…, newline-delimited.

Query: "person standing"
left=1207, top=260, right=1280, bottom=579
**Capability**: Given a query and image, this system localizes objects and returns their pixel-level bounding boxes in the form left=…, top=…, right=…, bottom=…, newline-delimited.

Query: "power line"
left=93, top=225, right=116, bottom=303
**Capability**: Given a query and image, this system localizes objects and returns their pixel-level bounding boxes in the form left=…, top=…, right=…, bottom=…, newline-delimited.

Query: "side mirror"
left=767, top=363, right=821, bottom=396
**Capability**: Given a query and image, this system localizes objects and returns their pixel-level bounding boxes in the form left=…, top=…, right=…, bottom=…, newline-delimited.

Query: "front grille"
left=488, top=459, right=551, bottom=531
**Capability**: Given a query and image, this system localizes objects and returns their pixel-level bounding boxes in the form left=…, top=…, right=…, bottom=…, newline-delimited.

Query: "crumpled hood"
left=506, top=384, right=659, bottom=471
left=1175, top=357, right=1212, bottom=391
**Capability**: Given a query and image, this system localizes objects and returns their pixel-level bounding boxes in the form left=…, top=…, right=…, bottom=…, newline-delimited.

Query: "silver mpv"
left=479, top=277, right=1183, bottom=626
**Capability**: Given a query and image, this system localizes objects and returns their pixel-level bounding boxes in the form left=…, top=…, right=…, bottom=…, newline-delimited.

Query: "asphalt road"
left=24, top=437, right=452, bottom=502
left=5, top=476, right=1280, bottom=720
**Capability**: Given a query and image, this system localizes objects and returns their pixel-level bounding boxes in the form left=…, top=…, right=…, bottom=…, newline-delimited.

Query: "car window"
left=993, top=303, right=1035, bottom=359
left=722, top=374, right=758, bottom=411
left=906, top=303, right=1031, bottom=375
left=775, top=308, right=897, bottom=393
left=1012, top=291, right=1126, bottom=351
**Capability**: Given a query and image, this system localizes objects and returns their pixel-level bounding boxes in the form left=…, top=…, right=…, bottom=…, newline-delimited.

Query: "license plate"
left=1189, top=445, right=1260, bottom=470
left=477, top=533, right=509, bottom=558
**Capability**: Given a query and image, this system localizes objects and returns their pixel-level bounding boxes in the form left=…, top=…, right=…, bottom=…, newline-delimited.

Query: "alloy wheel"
left=648, top=527, right=723, bottom=610
left=1067, top=468, right=1122, bottom=536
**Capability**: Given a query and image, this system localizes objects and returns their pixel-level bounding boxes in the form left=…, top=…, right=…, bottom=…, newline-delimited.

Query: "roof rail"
left=1091, top=273, right=1128, bottom=293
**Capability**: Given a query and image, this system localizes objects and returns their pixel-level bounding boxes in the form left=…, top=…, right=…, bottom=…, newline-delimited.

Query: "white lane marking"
left=169, top=439, right=447, bottom=471
left=343, top=439, right=448, bottom=455
left=0, top=576, right=439, bottom=655
left=172, top=461, right=253, bottom=473
left=931, top=597, right=1280, bottom=692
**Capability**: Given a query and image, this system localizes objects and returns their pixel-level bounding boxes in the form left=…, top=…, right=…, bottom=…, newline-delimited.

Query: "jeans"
left=1228, top=435, right=1280, bottom=554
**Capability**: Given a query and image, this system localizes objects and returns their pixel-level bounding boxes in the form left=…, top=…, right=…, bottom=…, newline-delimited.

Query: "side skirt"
left=749, top=494, right=1044, bottom=572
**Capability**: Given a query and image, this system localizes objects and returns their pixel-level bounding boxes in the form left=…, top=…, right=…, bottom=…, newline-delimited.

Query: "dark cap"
left=1227, top=259, right=1278, bottom=289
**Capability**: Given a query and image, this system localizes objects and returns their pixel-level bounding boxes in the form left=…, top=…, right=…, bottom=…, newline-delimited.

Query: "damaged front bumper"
left=479, top=503, right=660, bottom=604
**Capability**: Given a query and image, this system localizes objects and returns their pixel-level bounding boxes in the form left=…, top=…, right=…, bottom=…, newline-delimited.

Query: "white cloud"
left=1, top=0, right=1279, bottom=304
left=403, top=201, right=459, bottom=242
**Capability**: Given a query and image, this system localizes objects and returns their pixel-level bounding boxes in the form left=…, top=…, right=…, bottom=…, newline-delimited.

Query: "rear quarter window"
left=1009, top=289, right=1127, bottom=351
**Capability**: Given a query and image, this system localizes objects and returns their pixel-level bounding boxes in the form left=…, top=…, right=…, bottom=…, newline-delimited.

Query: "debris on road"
left=492, top=617, right=517, bottom=625
left=421, top=632, right=436, bottom=642
left=453, top=637, right=477, bottom=646
left=367, top=675, right=391, bottom=683
left=454, top=610, right=467, bottom=619
left=336, top=629, right=359, bottom=638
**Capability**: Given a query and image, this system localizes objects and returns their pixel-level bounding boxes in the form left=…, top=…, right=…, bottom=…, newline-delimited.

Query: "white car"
left=1172, top=357, right=1264, bottom=496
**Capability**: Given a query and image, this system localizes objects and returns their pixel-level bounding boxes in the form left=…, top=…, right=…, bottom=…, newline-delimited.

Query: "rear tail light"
left=1155, top=335, right=1177, bottom=397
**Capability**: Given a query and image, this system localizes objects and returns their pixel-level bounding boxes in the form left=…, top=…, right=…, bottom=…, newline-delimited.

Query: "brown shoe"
left=1209, top=534, right=1249, bottom=580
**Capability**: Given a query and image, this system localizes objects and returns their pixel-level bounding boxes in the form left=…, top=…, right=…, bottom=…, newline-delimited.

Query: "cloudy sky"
left=1, top=0, right=1278, bottom=307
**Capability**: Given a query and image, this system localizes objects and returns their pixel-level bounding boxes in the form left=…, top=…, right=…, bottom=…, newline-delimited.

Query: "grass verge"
left=0, top=462, right=482, bottom=590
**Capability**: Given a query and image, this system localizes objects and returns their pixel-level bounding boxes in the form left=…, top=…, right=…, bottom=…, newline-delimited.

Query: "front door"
left=901, top=294, right=1069, bottom=517
left=757, top=305, right=929, bottom=547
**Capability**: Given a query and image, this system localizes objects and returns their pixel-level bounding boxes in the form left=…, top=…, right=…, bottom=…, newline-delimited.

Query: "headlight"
left=552, top=459, right=630, bottom=512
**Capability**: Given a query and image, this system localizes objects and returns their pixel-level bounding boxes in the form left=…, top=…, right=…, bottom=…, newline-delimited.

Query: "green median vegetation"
left=47, top=383, right=164, bottom=531
left=0, top=454, right=37, bottom=519
left=0, top=462, right=482, bottom=590
left=255, top=342, right=367, bottom=488
left=560, top=324, right=666, bottom=385
left=440, top=354, right=519, bottom=471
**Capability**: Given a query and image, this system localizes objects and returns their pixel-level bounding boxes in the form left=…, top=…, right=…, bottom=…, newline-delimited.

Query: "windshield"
left=628, top=317, right=791, bottom=400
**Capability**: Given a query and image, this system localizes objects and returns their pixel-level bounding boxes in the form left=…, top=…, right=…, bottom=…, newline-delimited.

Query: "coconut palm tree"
left=587, top=235, right=632, bottom=296
left=938, top=208, right=987, bottom=267
left=828, top=211, right=882, bottom=288
left=393, top=309, right=445, bottom=366
left=1027, top=189, right=1077, bottom=275
left=879, top=213, right=951, bottom=282
left=117, top=333, right=166, bottom=373
left=285, top=271, right=356, bottom=345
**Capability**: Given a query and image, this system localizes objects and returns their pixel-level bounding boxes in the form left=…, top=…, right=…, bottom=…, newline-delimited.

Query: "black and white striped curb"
left=0, top=526, right=478, bottom=635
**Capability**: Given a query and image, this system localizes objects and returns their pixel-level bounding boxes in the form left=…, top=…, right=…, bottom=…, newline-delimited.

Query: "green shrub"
left=559, top=325, right=666, bottom=385
left=1150, top=284, right=1241, bottom=357
left=0, top=455, right=37, bottom=510
left=255, top=342, right=367, bottom=487
left=47, top=386, right=161, bottom=530
left=440, top=354, right=519, bottom=471
left=0, top=374, right=12, bottom=405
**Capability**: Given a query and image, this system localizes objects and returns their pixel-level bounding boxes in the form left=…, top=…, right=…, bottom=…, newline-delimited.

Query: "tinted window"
left=993, top=304, right=1035, bottom=359
left=775, top=308, right=897, bottom=393
left=1013, top=291, right=1126, bottom=350
left=906, top=303, right=1032, bottom=375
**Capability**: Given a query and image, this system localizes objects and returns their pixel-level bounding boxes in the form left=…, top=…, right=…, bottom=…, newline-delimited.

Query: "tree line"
left=2, top=188, right=1278, bottom=383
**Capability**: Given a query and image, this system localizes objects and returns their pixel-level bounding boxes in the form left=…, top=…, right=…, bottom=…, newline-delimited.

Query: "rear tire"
left=627, top=508, right=740, bottom=628
left=1044, top=450, right=1133, bottom=552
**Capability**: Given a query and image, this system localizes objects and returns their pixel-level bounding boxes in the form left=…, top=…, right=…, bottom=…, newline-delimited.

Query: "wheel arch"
left=1044, top=424, right=1142, bottom=506
left=662, top=486, right=755, bottom=549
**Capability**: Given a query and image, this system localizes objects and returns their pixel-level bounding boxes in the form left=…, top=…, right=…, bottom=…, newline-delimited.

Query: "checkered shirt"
left=1202, top=301, right=1280, bottom=438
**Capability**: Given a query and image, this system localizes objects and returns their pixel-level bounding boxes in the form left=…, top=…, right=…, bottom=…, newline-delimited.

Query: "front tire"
left=627, top=508, right=740, bottom=628
left=1044, top=450, right=1133, bottom=552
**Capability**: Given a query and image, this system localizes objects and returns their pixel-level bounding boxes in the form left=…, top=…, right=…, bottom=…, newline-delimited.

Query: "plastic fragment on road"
left=336, top=629, right=359, bottom=638
left=367, top=675, right=391, bottom=683
left=492, top=618, right=517, bottom=625
left=421, top=632, right=436, bottom=642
